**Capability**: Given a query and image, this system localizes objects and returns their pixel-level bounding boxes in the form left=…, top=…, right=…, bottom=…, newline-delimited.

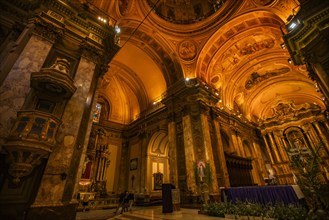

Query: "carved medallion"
left=178, top=40, right=197, bottom=61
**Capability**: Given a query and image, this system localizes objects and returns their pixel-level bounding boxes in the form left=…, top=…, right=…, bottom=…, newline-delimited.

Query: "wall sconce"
left=115, top=25, right=121, bottom=34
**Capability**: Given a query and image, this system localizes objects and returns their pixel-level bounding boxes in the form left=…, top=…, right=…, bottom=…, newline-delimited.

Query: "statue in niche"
left=81, top=156, right=92, bottom=179
left=287, top=131, right=309, bottom=157
left=197, top=161, right=206, bottom=182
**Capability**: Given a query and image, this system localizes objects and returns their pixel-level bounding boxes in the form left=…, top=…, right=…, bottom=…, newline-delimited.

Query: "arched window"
left=93, top=96, right=110, bottom=123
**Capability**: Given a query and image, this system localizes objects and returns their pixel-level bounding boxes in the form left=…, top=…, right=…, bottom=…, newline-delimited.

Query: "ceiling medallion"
left=178, top=40, right=197, bottom=61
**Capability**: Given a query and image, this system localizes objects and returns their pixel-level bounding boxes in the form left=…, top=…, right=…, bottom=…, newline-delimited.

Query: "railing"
left=10, top=110, right=61, bottom=146
left=78, top=197, right=119, bottom=210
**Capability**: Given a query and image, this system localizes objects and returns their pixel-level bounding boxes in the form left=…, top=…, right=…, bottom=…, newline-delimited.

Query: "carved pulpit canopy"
left=259, top=101, right=322, bottom=127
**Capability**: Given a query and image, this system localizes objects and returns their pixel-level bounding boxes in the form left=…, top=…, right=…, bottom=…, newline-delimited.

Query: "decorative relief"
left=260, top=101, right=322, bottom=127
left=178, top=40, right=197, bottom=61
left=245, top=67, right=290, bottom=89
left=239, top=38, right=274, bottom=56
left=215, top=37, right=275, bottom=72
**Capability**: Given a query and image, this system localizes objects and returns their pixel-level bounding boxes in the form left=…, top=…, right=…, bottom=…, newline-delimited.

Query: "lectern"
left=162, top=184, right=175, bottom=213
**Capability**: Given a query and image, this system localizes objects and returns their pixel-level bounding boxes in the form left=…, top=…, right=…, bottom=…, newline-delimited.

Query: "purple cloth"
left=222, top=185, right=299, bottom=205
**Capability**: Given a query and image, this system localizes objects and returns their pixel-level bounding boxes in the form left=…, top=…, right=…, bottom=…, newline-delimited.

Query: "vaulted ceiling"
left=90, top=0, right=325, bottom=124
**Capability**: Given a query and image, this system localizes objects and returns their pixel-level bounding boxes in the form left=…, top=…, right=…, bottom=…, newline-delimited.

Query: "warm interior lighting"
left=288, top=58, right=293, bottom=64
left=185, top=77, right=190, bottom=81
left=280, top=43, right=285, bottom=49
left=115, top=25, right=121, bottom=33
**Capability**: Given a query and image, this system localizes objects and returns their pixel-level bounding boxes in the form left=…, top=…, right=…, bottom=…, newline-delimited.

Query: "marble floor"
left=76, top=206, right=224, bottom=220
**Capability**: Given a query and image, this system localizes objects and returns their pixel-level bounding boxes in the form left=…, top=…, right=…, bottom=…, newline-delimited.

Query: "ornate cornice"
left=33, top=16, right=64, bottom=42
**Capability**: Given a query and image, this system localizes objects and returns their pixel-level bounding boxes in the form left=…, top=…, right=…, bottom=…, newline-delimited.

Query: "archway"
left=146, top=131, right=169, bottom=195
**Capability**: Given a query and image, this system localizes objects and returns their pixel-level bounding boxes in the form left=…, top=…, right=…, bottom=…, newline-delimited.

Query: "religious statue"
left=197, top=161, right=206, bottom=182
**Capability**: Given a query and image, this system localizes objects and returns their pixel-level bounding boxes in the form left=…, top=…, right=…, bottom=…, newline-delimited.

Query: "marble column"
left=140, top=133, right=149, bottom=194
left=32, top=57, right=96, bottom=207
left=302, top=124, right=319, bottom=152
left=252, top=142, right=266, bottom=185
left=237, top=135, right=246, bottom=158
left=201, top=113, right=219, bottom=195
left=273, top=131, right=289, bottom=162
left=268, top=132, right=282, bottom=163
left=262, top=134, right=274, bottom=164
left=0, top=33, right=52, bottom=146
left=313, top=121, right=329, bottom=154
left=168, top=120, right=179, bottom=187
left=182, top=114, right=197, bottom=193
left=231, top=131, right=241, bottom=156
left=213, top=119, right=230, bottom=187
left=281, top=137, right=292, bottom=161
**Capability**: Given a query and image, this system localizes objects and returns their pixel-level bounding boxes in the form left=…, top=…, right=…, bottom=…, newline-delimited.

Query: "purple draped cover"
left=222, top=185, right=300, bottom=205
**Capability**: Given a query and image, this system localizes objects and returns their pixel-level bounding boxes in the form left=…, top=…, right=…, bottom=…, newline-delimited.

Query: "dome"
left=146, top=0, right=227, bottom=24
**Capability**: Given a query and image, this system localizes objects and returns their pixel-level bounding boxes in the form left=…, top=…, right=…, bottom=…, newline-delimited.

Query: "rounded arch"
left=146, top=131, right=169, bottom=193
left=97, top=95, right=110, bottom=121
left=284, top=126, right=311, bottom=153
left=196, top=10, right=285, bottom=82
left=148, top=131, right=169, bottom=156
